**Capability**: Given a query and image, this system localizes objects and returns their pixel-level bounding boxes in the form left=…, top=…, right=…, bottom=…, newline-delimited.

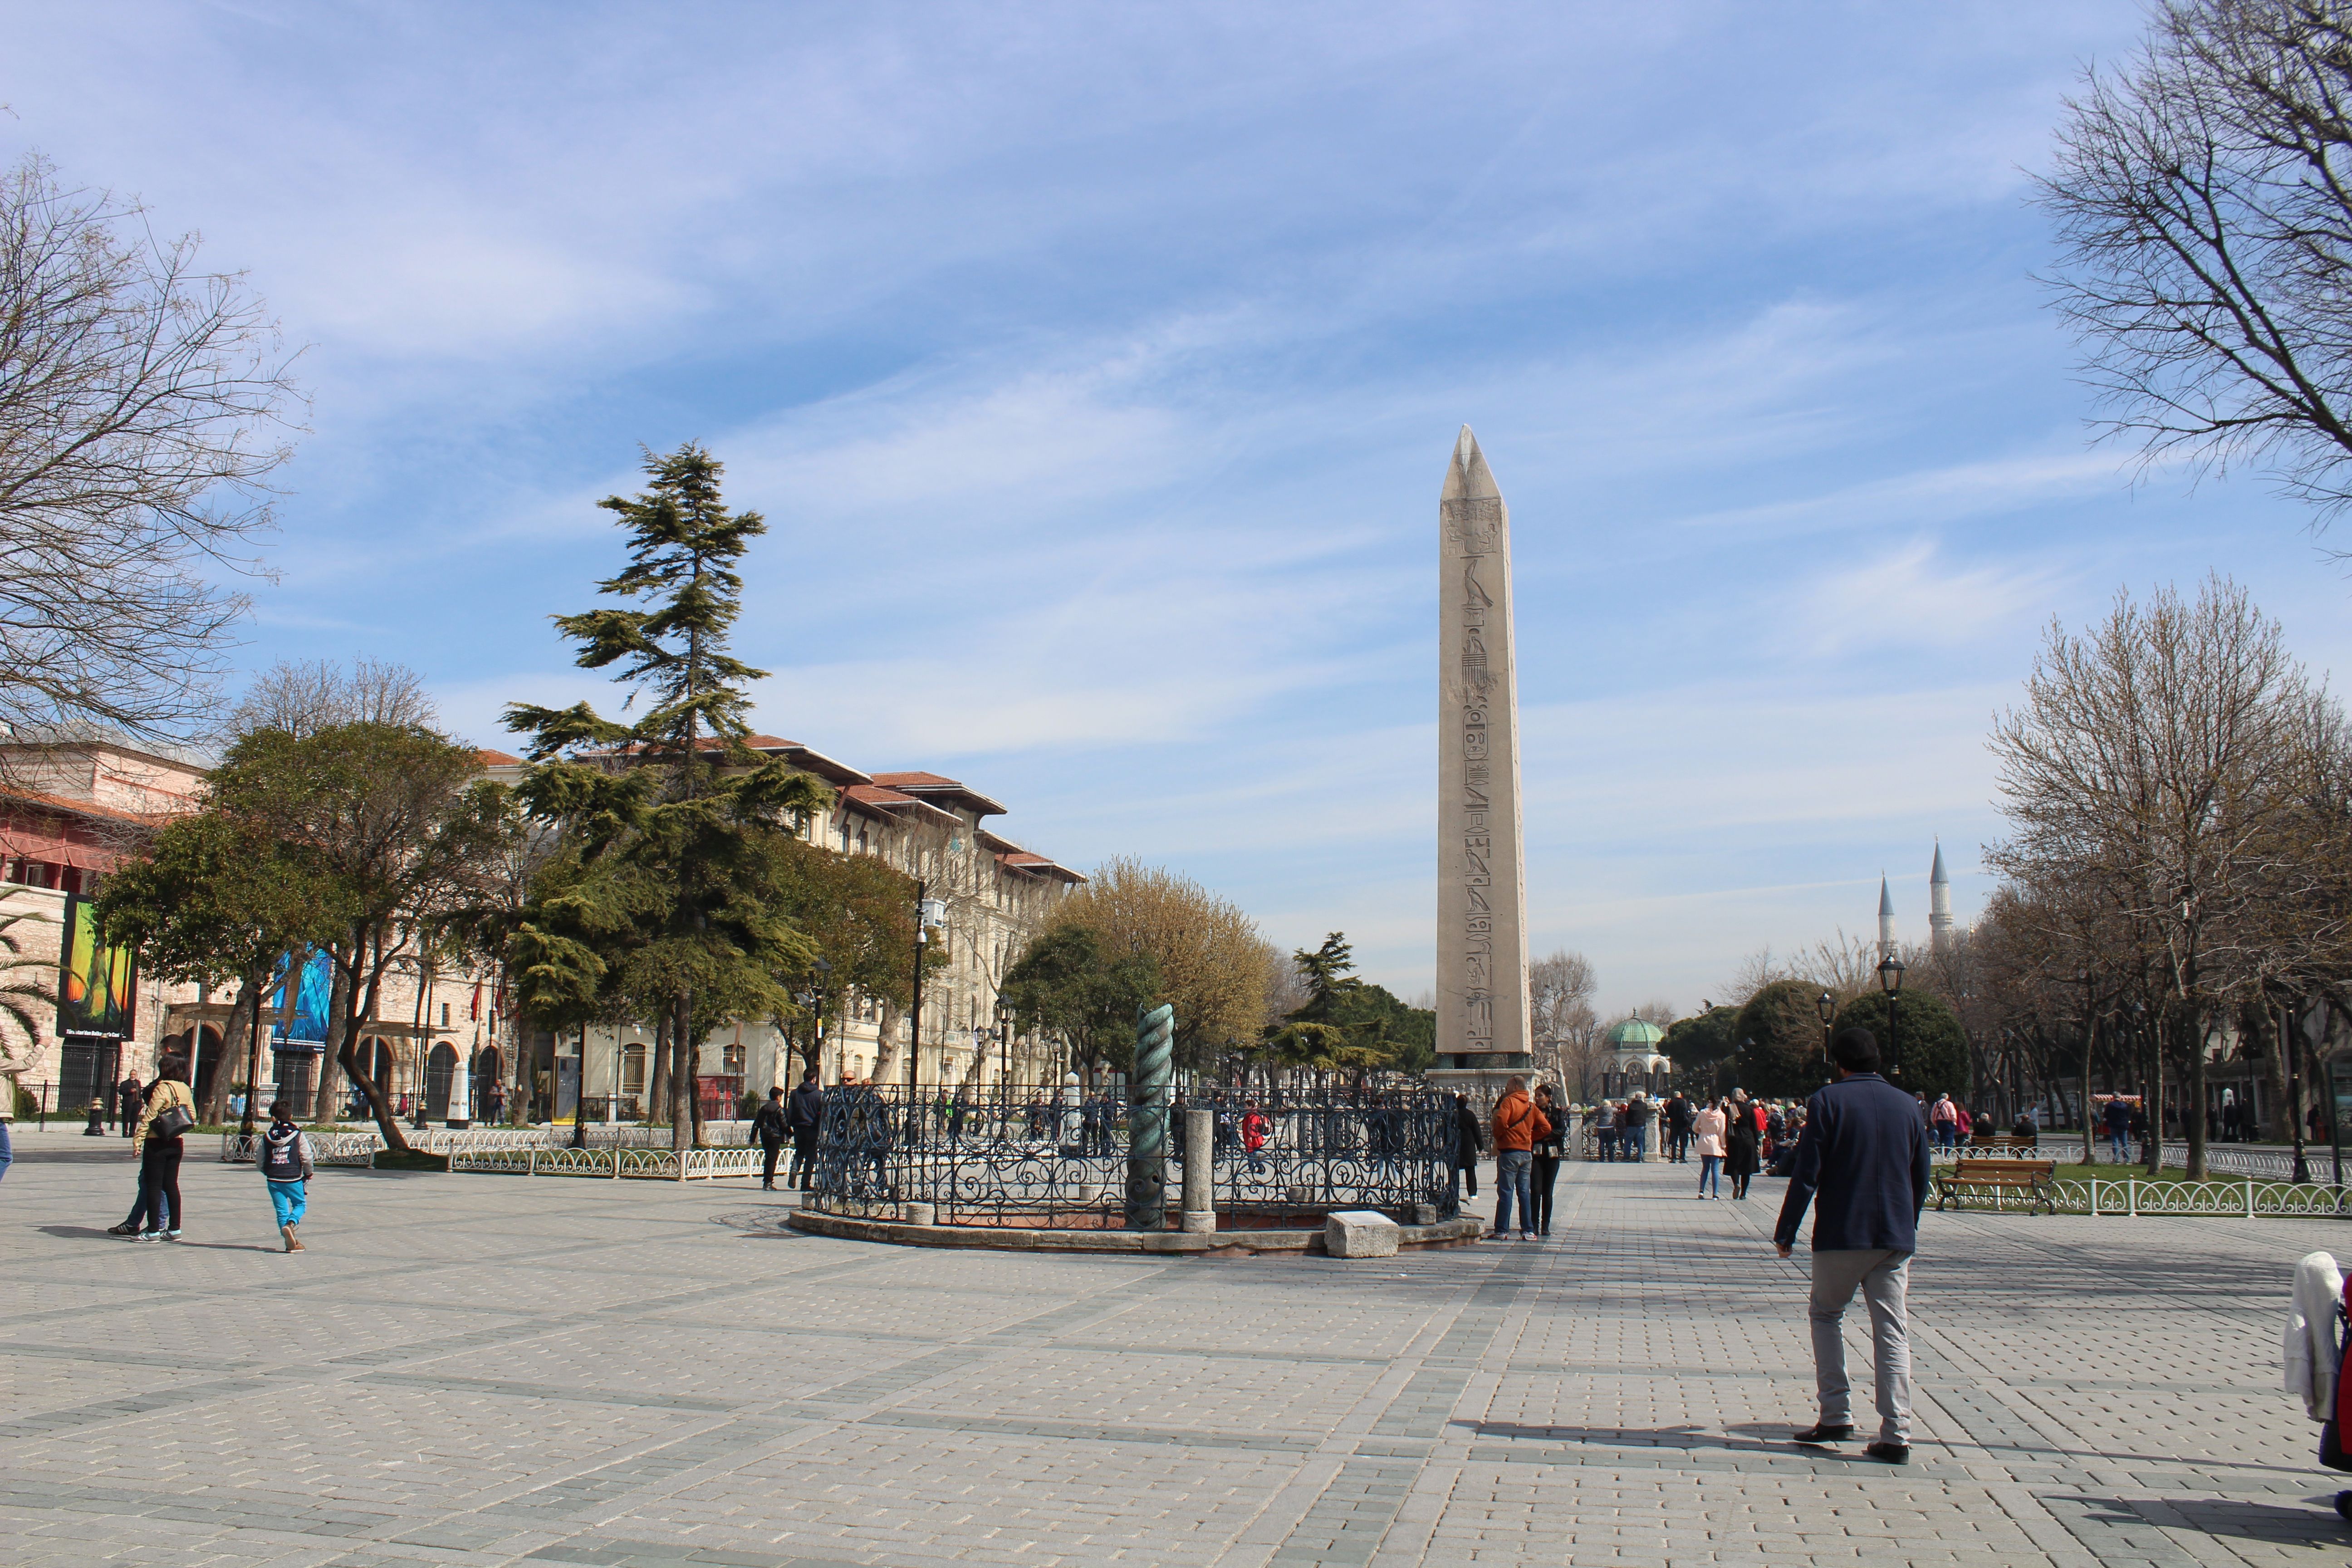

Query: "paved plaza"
left=3, top=1135, right=2350, bottom=1568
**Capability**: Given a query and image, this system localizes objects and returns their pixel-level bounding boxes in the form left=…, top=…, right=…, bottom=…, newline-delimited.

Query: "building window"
left=441, top=1002, right=451, bottom=1027
left=621, top=1043, right=646, bottom=1094
left=722, top=1043, right=745, bottom=1075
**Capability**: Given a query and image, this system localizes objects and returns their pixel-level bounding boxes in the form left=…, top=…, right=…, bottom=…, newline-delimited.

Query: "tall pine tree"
left=506, top=444, right=828, bottom=1150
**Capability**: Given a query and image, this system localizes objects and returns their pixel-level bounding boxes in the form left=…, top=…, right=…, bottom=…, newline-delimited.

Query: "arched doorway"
left=425, top=1043, right=457, bottom=1119
left=356, top=1038, right=396, bottom=1113
left=190, top=1026, right=224, bottom=1107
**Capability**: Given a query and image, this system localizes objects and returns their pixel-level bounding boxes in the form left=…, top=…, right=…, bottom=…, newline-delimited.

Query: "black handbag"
left=150, top=1103, right=196, bottom=1140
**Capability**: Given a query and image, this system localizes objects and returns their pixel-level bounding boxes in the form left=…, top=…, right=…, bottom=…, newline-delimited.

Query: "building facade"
left=485, top=736, right=1083, bottom=1120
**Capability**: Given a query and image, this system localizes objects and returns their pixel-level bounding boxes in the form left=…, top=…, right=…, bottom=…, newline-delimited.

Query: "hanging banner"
left=271, top=950, right=334, bottom=1052
left=57, top=894, right=137, bottom=1038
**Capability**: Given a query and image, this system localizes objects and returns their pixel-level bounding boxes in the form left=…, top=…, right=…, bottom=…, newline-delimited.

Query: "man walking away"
left=1490, top=1077, right=1545, bottom=1240
left=1620, top=1093, right=1651, bottom=1161
left=128, top=1058, right=195, bottom=1241
left=2102, top=1096, right=2131, bottom=1164
left=1774, top=1027, right=1932, bottom=1464
left=786, top=1070, right=826, bottom=1192
left=1665, top=1092, right=1693, bottom=1162
left=258, top=1101, right=314, bottom=1252
left=754, top=1086, right=790, bottom=1191
left=1595, top=1099, right=1618, bottom=1161
left=1452, top=1092, right=1482, bottom=1200
left=1930, top=1094, right=1958, bottom=1151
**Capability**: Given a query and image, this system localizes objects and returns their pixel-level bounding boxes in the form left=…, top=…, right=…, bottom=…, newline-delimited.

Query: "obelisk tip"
left=1443, top=425, right=1499, bottom=501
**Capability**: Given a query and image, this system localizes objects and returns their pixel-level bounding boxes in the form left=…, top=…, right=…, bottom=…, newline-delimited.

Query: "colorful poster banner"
left=271, top=950, right=334, bottom=1049
left=57, top=894, right=137, bottom=1037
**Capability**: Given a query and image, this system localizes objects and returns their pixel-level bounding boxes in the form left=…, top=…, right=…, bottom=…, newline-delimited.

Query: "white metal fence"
left=446, top=1144, right=764, bottom=1181
left=219, top=1122, right=762, bottom=1171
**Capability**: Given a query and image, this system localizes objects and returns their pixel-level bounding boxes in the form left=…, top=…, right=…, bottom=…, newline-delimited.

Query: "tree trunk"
left=872, top=1000, right=902, bottom=1085
left=204, top=977, right=251, bottom=1127
left=333, top=940, right=411, bottom=1154
left=670, top=991, right=694, bottom=1153
left=646, top=1012, right=670, bottom=1125
left=2142, top=1016, right=2165, bottom=1177
left=234, top=970, right=268, bottom=1137
left=2182, top=1000, right=2209, bottom=1182
left=315, top=964, right=351, bottom=1123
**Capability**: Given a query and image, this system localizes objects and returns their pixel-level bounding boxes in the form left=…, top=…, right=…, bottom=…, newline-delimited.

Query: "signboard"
left=56, top=894, right=136, bottom=1038
left=271, top=950, right=334, bottom=1052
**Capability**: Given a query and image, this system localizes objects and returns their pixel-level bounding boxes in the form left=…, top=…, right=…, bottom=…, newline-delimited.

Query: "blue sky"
left=9, top=2, right=2346, bottom=1014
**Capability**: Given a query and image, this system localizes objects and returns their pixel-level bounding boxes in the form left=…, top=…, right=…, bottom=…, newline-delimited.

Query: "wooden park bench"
left=1935, top=1157, right=2056, bottom=1215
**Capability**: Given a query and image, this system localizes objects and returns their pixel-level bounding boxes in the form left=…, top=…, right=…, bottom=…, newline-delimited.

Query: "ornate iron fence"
left=804, top=1083, right=1458, bottom=1229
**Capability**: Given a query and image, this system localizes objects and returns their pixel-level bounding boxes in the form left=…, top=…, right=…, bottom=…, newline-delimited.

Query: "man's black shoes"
left=1865, top=1441, right=1910, bottom=1464
left=1791, top=1424, right=1853, bottom=1445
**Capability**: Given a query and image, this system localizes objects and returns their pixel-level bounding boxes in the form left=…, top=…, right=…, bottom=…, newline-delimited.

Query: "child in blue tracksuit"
left=258, top=1102, right=314, bottom=1252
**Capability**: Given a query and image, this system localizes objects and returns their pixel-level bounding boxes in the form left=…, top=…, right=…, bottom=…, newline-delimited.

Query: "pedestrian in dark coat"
left=752, top=1087, right=790, bottom=1190
left=1725, top=1104, right=1761, bottom=1200
left=1774, top=1027, right=1934, bottom=1465
left=784, top=1070, right=826, bottom=1191
left=1452, top=1093, right=1482, bottom=1200
left=1530, top=1085, right=1565, bottom=1236
left=116, top=1074, right=143, bottom=1138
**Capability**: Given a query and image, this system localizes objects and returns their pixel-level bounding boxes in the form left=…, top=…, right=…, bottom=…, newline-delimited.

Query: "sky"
left=8, top=1, right=2347, bottom=1015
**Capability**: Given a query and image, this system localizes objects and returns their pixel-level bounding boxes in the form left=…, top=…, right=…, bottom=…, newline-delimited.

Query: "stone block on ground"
left=1325, top=1209, right=1400, bottom=1258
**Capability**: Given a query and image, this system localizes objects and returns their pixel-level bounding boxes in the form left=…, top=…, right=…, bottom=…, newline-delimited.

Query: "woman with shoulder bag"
left=1529, top=1085, right=1565, bottom=1238
left=128, top=1058, right=196, bottom=1241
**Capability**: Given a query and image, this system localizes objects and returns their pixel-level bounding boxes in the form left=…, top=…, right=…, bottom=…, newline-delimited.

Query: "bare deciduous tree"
left=0, top=154, right=300, bottom=747
left=1988, top=575, right=2322, bottom=1176
left=228, top=657, right=435, bottom=739
left=1530, top=949, right=1603, bottom=1100
left=2038, top=0, right=2352, bottom=529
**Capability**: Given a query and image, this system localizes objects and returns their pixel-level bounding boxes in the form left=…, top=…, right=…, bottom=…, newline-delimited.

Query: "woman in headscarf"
left=1723, top=1094, right=1761, bottom=1200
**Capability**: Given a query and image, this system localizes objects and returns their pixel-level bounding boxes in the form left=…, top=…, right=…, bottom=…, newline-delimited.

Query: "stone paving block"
left=6, top=1149, right=2352, bottom=1566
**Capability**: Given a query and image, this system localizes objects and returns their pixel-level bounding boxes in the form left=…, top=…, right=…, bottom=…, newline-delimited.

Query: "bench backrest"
left=1950, top=1158, right=2055, bottom=1178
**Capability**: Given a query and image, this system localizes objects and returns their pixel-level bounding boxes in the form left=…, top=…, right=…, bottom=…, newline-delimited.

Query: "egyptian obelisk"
left=1435, top=427, right=1531, bottom=1080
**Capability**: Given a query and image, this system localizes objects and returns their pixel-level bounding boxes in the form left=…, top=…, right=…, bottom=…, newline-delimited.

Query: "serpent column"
left=1125, top=1003, right=1175, bottom=1229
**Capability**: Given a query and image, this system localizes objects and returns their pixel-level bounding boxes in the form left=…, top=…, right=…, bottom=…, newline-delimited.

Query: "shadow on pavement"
left=2158, top=1497, right=2352, bottom=1547
left=1465, top=1419, right=1880, bottom=1460
left=36, top=1224, right=125, bottom=1241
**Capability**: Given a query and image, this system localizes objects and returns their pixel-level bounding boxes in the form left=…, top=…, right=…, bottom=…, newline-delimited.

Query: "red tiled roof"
left=475, top=748, right=524, bottom=766
left=998, top=852, right=1086, bottom=883
left=868, top=771, right=1008, bottom=818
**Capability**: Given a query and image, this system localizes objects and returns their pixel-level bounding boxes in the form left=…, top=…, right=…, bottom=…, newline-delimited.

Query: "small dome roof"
left=1607, top=1018, right=1665, bottom=1048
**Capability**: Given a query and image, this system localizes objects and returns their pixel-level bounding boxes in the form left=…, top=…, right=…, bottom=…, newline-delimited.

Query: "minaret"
left=1929, top=840, right=1954, bottom=952
left=1877, top=875, right=1896, bottom=959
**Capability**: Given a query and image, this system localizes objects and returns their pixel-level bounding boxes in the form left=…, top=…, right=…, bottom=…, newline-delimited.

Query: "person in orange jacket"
left=1490, top=1077, right=1549, bottom=1240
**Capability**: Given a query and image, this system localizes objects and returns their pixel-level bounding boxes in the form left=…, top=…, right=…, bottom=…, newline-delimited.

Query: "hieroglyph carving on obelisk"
left=1436, top=427, right=1531, bottom=1071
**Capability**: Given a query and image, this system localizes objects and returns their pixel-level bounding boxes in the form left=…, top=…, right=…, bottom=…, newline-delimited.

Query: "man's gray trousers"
left=1809, top=1248, right=1911, bottom=1443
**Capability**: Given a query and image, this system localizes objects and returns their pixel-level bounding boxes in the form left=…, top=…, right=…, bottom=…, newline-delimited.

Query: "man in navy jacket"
left=1773, top=1026, right=1933, bottom=1463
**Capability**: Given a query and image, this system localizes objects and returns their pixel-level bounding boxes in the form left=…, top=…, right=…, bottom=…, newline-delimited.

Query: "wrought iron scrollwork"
left=806, top=1082, right=1459, bottom=1229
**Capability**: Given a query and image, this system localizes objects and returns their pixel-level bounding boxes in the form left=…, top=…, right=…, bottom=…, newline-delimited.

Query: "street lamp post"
left=995, top=996, right=1013, bottom=1088
left=1876, top=954, right=1906, bottom=1083
left=1817, top=990, right=1835, bottom=1067
left=906, top=888, right=946, bottom=1094
left=2288, top=994, right=2311, bottom=1186
left=795, top=957, right=833, bottom=1087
